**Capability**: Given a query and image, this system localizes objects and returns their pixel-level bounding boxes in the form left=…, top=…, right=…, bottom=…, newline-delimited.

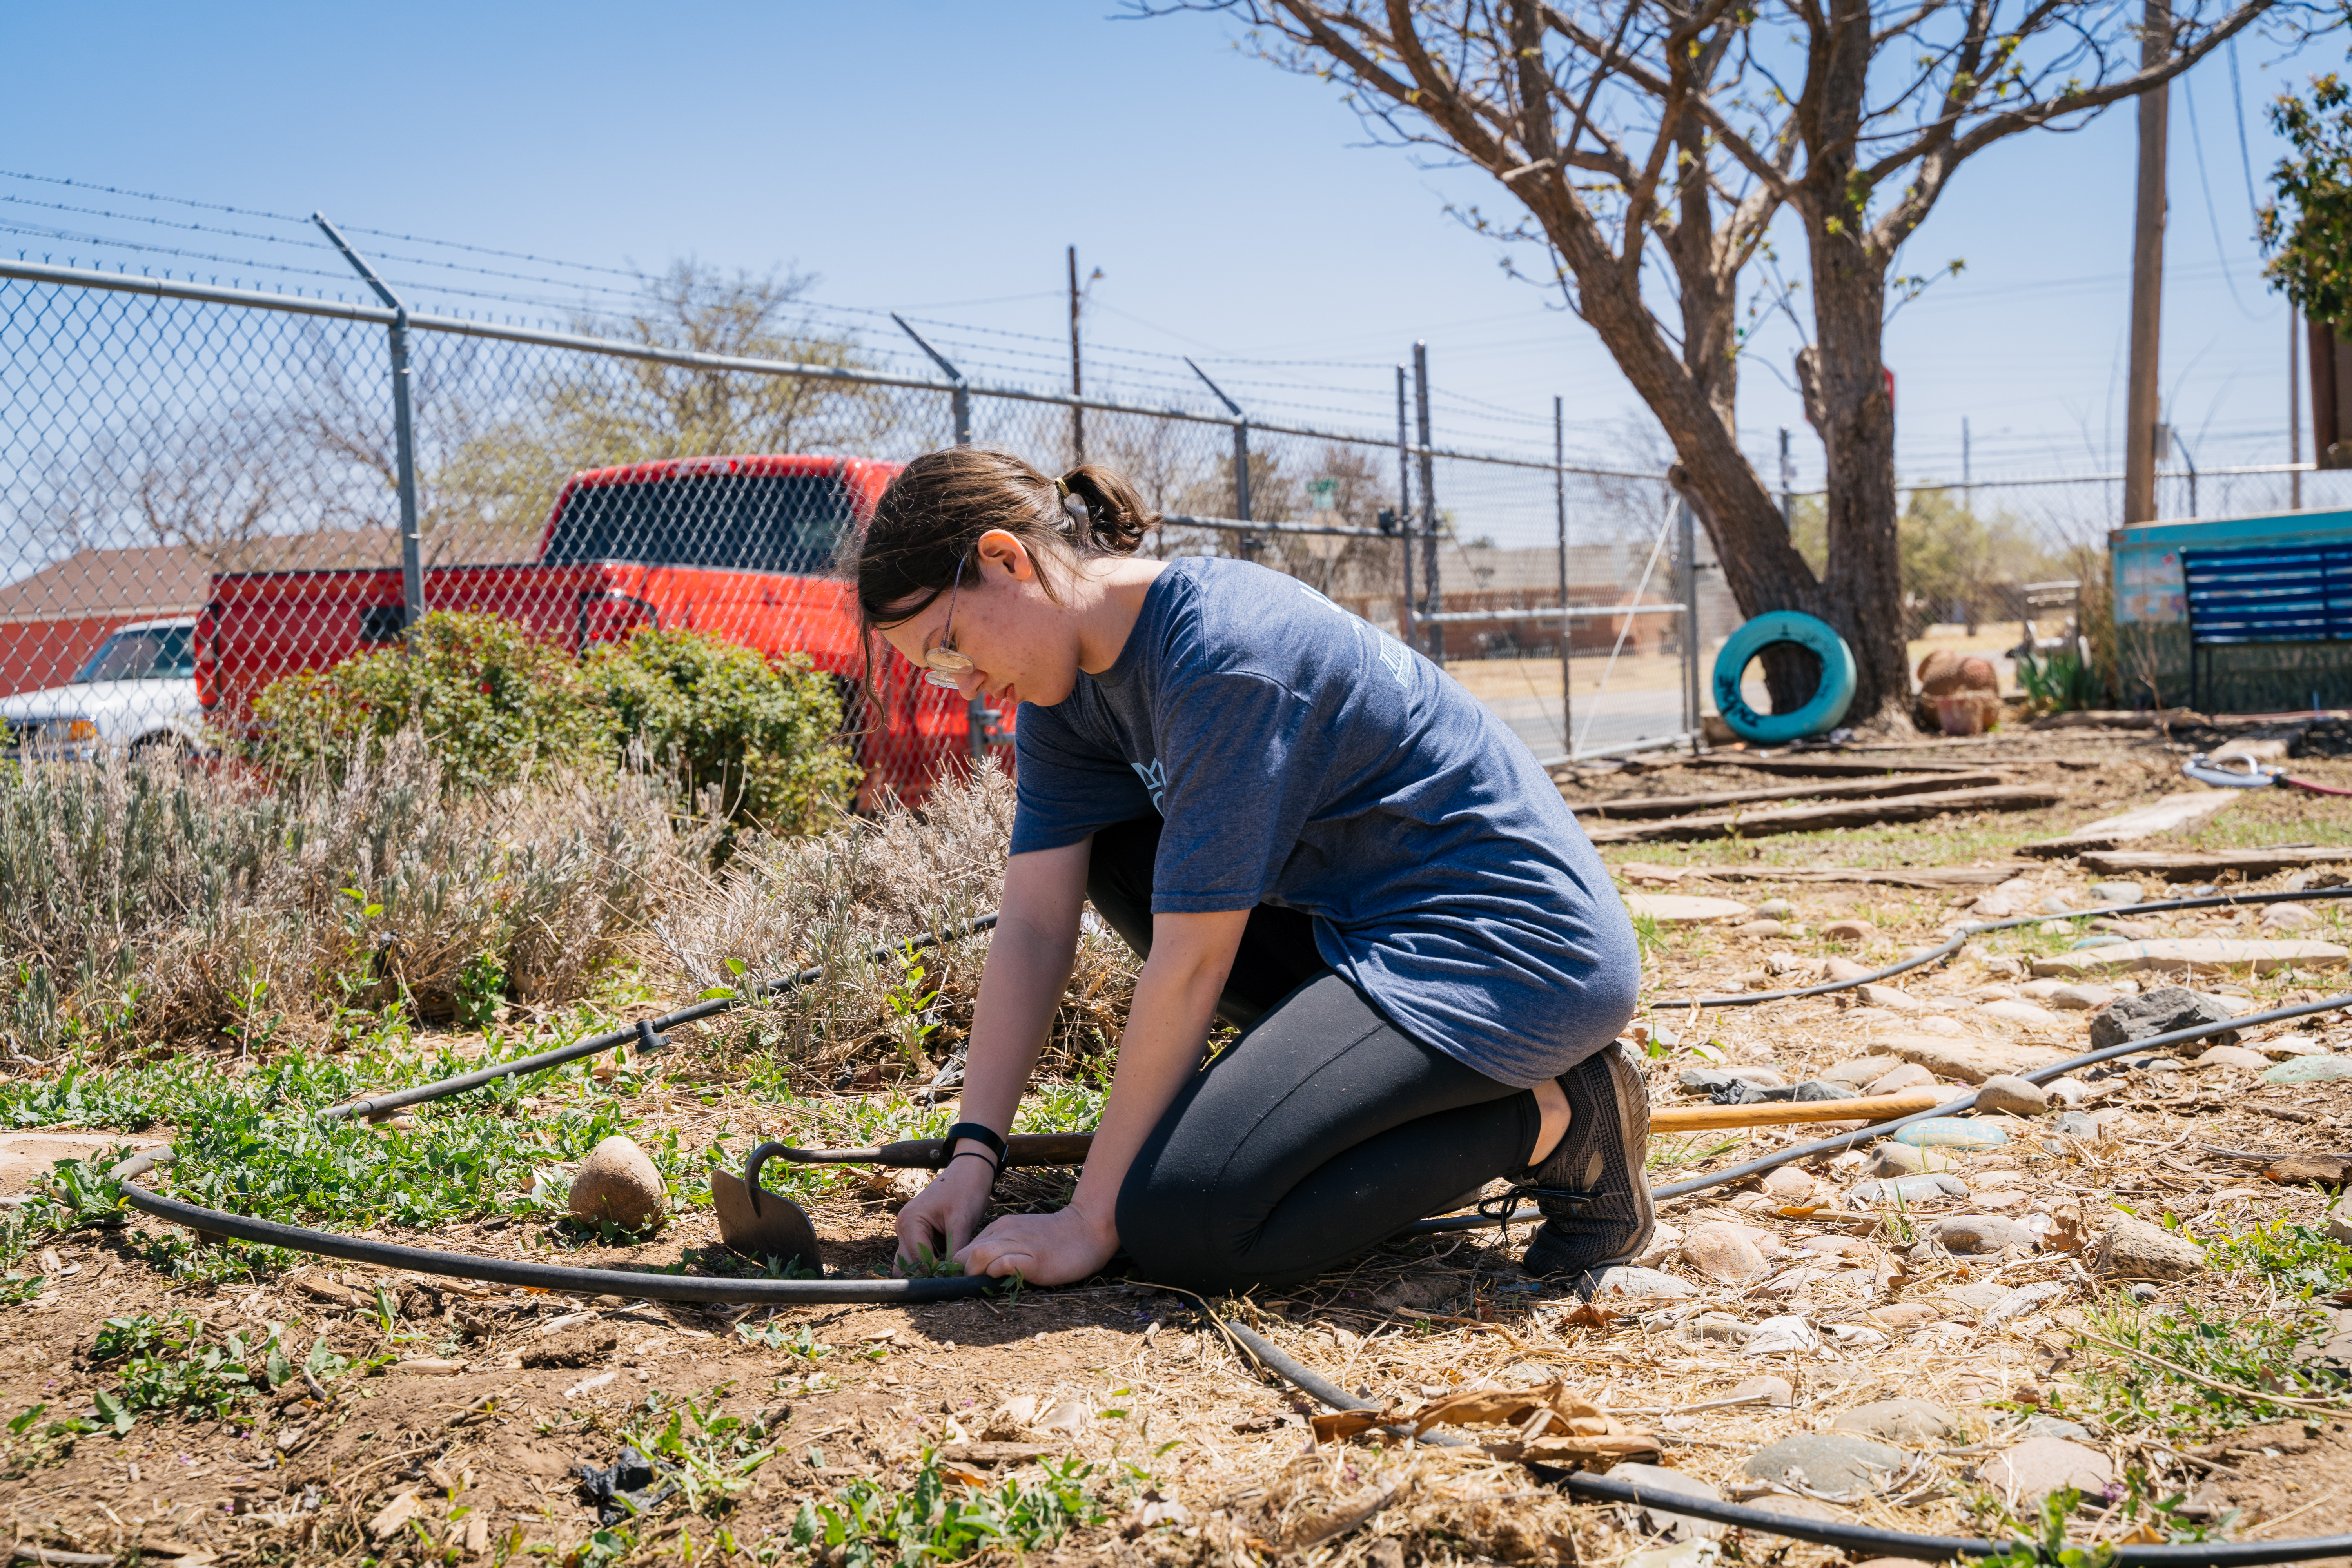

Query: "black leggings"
left=1085, top=816, right=1543, bottom=1291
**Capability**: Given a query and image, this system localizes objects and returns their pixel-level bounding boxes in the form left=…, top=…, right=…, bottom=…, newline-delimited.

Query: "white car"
left=1, top=618, right=205, bottom=759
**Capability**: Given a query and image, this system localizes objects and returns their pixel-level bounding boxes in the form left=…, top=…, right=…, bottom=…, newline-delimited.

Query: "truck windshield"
left=75, top=626, right=195, bottom=683
left=544, top=470, right=854, bottom=573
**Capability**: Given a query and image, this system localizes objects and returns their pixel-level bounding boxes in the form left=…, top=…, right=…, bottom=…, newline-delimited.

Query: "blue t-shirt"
left=1008, top=557, right=1637, bottom=1088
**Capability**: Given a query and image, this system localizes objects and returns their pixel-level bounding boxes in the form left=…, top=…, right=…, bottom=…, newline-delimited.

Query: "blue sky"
left=0, top=1, right=2334, bottom=493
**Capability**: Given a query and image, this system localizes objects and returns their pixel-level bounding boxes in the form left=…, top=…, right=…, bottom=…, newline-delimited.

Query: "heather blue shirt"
left=1008, top=557, right=1637, bottom=1088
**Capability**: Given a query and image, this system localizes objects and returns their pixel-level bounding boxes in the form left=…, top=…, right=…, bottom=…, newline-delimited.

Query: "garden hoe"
left=713, top=1132, right=1095, bottom=1272
left=710, top=1093, right=1942, bottom=1271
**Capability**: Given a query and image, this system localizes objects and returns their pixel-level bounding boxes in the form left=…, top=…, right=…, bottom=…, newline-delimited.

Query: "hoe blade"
left=711, top=1167, right=822, bottom=1276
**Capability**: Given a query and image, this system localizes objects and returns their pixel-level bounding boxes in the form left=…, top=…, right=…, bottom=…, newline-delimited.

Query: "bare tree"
left=1152, top=0, right=2282, bottom=723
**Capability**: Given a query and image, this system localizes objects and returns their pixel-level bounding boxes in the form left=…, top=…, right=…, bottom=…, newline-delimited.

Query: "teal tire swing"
left=1711, top=610, right=1857, bottom=744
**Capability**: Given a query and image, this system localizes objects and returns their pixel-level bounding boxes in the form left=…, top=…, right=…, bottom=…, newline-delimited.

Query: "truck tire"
left=1711, top=611, right=1857, bottom=744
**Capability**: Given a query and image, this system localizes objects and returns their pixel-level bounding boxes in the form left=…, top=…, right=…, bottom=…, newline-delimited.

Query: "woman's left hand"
left=957, top=1203, right=1117, bottom=1287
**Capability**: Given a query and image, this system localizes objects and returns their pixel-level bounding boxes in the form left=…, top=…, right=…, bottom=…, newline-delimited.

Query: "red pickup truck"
left=196, top=454, right=994, bottom=806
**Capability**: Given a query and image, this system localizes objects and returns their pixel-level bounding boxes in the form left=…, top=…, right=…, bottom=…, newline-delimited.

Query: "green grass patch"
left=789, top=1451, right=1111, bottom=1566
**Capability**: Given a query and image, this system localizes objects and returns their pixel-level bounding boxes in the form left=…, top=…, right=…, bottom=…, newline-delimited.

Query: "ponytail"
left=1057, top=463, right=1154, bottom=556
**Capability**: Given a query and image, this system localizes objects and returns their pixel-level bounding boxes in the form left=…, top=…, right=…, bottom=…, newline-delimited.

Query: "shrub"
left=250, top=613, right=859, bottom=833
left=584, top=628, right=858, bottom=837
left=251, top=611, right=609, bottom=791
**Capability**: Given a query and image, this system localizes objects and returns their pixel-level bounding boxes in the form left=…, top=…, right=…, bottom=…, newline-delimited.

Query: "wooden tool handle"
left=1651, top=1087, right=1945, bottom=1132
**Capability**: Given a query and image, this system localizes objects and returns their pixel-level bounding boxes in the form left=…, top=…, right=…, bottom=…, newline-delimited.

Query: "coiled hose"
left=91, top=880, right=2352, bottom=1557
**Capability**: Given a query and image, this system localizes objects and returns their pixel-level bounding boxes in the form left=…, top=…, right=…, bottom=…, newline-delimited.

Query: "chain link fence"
left=0, top=258, right=1712, bottom=800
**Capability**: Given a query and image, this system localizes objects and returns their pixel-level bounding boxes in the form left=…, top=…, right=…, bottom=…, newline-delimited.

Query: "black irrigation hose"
left=1221, top=1320, right=2352, bottom=1566
left=1664, top=884, right=2350, bottom=1010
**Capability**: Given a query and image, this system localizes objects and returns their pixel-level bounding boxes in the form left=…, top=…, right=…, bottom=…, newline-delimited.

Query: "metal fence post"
left=1186, top=358, right=1253, bottom=558
left=893, top=315, right=988, bottom=757
left=892, top=314, right=970, bottom=445
left=1555, top=396, right=1572, bottom=759
left=1396, top=365, right=1416, bottom=650
left=1677, top=499, right=1701, bottom=746
left=315, top=213, right=423, bottom=635
left=1413, top=342, right=1442, bottom=666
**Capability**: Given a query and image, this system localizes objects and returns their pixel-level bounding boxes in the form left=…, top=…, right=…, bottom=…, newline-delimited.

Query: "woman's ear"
left=975, top=528, right=1035, bottom=583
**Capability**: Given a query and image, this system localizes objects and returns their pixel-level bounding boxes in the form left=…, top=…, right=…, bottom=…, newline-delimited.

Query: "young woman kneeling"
left=859, top=446, right=1646, bottom=1292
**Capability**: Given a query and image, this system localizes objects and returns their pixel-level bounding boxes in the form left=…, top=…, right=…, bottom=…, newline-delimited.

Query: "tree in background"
left=1790, top=488, right=2063, bottom=635
left=2261, top=71, right=2352, bottom=349
left=1157, top=0, right=2275, bottom=726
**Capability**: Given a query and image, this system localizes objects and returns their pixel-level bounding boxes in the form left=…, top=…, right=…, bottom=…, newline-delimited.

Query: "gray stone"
left=2087, top=881, right=2143, bottom=906
left=2049, top=985, right=2118, bottom=1012
left=1623, top=1543, right=1713, bottom=1568
left=1679, top=1066, right=1788, bottom=1093
left=1927, top=1214, right=2039, bottom=1254
left=1609, top=1462, right=1725, bottom=1541
left=1975, top=1075, right=2049, bottom=1116
left=1822, top=1056, right=1904, bottom=1088
left=1975, top=1437, right=2113, bottom=1504
left=1682, top=1223, right=1771, bottom=1283
left=2191, top=1045, right=2269, bottom=1070
left=1573, top=1264, right=1695, bottom=1299
left=2092, top=1216, right=2207, bottom=1281
left=1863, top=1063, right=1938, bottom=1096
left=1847, top=1173, right=1969, bottom=1206
left=1831, top=1399, right=1959, bottom=1445
left=2088, top=985, right=2238, bottom=1050
left=1867, top=1142, right=1960, bottom=1177
left=1733, top=919, right=1787, bottom=938
left=2020, top=1415, right=2092, bottom=1441
left=2328, top=1191, right=2352, bottom=1248
left=1742, top=1432, right=1907, bottom=1497
left=1755, top=898, right=1796, bottom=920
left=2050, top=1111, right=2099, bottom=1138
left=1724, top=1375, right=1795, bottom=1406
left=568, top=1135, right=668, bottom=1232
left=1858, top=983, right=1923, bottom=1012
left=1679, top=1312, right=1753, bottom=1346
left=2263, top=902, right=2318, bottom=932
left=2039, top=894, right=2078, bottom=915
left=1929, top=1281, right=2012, bottom=1313
left=1824, top=956, right=1873, bottom=983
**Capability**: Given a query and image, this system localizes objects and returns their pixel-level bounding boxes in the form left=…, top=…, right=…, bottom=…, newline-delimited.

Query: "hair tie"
left=1053, top=475, right=1071, bottom=498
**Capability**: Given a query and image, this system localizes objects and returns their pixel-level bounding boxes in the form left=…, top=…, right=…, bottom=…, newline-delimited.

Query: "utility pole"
left=1555, top=396, right=1572, bottom=757
left=1396, top=366, right=1416, bottom=651
left=1068, top=245, right=1084, bottom=464
left=2292, top=309, right=2305, bottom=510
left=2123, top=0, right=2171, bottom=526
left=1413, top=342, right=1442, bottom=667
left=1962, top=417, right=1973, bottom=512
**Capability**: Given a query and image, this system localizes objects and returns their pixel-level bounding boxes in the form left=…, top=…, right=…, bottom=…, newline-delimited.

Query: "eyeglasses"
left=921, top=550, right=977, bottom=690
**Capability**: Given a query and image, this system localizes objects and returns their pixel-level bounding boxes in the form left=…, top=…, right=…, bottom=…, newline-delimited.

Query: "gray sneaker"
left=1516, top=1041, right=1656, bottom=1279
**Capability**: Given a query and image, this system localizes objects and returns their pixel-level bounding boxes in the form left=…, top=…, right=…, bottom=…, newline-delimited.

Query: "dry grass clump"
left=658, top=766, right=1138, bottom=1079
left=0, top=735, right=704, bottom=1056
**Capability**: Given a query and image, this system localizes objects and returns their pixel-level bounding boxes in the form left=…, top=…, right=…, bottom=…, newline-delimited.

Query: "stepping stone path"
left=1742, top=1432, right=1907, bottom=1496
left=1623, top=893, right=1753, bottom=924
left=2034, top=937, right=2349, bottom=979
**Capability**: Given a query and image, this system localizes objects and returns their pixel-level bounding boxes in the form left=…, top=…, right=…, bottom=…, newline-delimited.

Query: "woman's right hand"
left=893, top=1157, right=994, bottom=1273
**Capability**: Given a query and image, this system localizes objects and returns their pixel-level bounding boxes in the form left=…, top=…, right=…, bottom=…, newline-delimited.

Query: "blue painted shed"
left=2111, top=509, right=2352, bottom=714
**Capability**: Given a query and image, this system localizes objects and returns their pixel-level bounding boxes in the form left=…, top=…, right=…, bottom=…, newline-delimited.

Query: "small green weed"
left=737, top=1322, right=831, bottom=1361
left=617, top=1385, right=780, bottom=1518
left=790, top=1451, right=1106, bottom=1566
left=1969, top=1487, right=2114, bottom=1567
left=90, top=1311, right=276, bottom=1428
left=2073, top=1292, right=2337, bottom=1439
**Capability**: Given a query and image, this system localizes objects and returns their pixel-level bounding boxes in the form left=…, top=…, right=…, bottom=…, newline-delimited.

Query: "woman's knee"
left=1115, top=1161, right=1256, bottom=1288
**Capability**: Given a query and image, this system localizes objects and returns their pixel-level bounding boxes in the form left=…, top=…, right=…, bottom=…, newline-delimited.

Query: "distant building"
left=0, top=544, right=209, bottom=695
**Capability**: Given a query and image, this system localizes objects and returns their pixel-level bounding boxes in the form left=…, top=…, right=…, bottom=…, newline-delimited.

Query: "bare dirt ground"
left=6, top=725, right=2352, bottom=1568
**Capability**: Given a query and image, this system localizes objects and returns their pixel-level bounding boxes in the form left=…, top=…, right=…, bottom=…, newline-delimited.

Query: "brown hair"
left=855, top=445, right=1159, bottom=630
